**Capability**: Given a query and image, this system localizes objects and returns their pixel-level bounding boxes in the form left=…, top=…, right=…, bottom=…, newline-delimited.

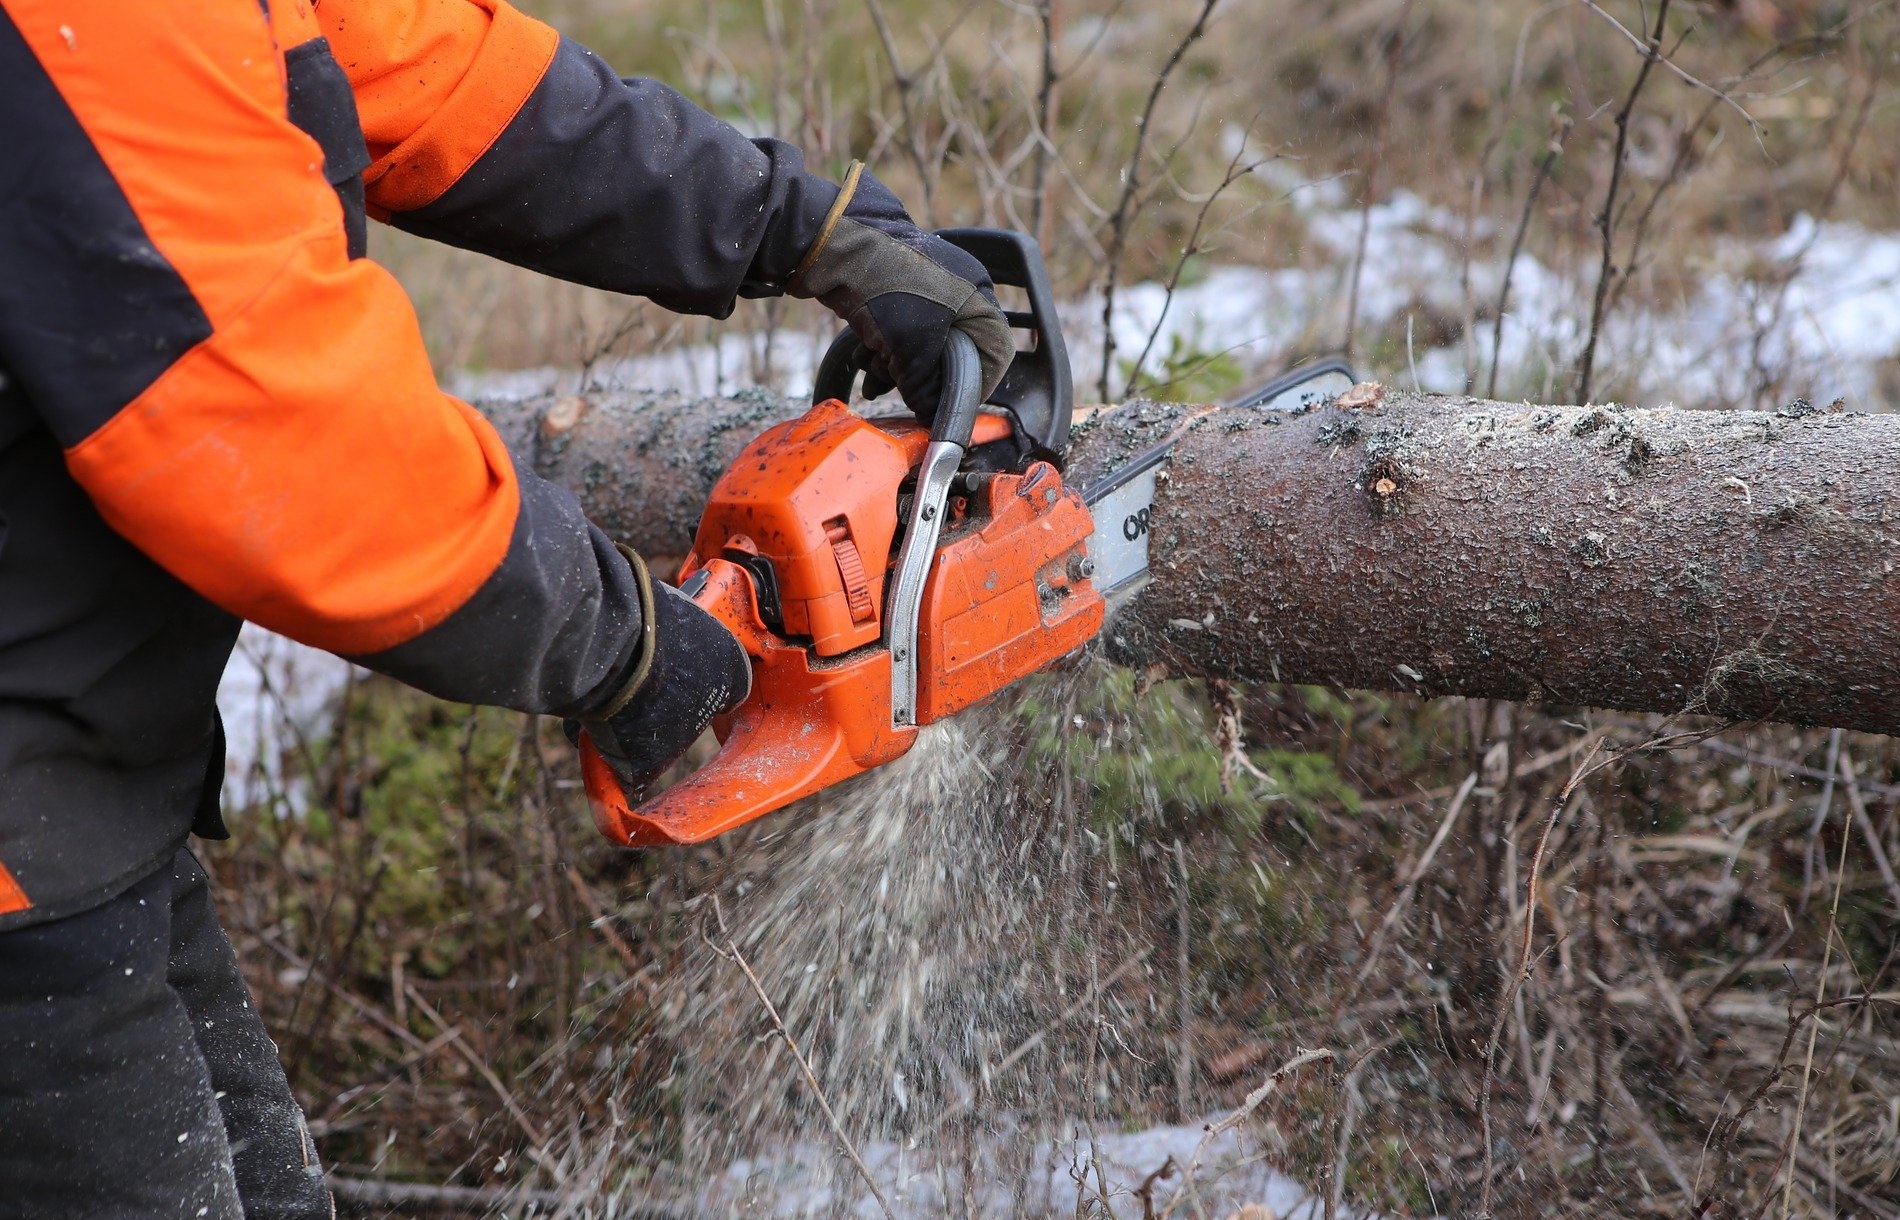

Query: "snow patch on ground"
left=216, top=624, right=356, bottom=811
left=710, top=1121, right=1377, bottom=1218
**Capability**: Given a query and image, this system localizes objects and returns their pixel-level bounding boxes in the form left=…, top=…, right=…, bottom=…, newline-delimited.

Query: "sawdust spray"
left=627, top=656, right=1145, bottom=1214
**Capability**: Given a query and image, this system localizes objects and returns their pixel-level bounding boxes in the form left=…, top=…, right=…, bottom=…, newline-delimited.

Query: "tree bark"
left=481, top=389, right=1900, bottom=737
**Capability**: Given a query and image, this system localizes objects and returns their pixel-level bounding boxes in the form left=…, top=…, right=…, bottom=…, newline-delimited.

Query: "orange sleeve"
left=12, top=0, right=520, bottom=655
left=316, top=0, right=560, bottom=214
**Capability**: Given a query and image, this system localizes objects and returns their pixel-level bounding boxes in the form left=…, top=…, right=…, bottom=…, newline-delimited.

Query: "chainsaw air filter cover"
left=685, top=398, right=909, bottom=658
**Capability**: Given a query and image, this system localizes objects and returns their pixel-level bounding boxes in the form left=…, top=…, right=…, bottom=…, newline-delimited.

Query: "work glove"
left=569, top=548, right=752, bottom=802
left=789, top=163, right=1014, bottom=422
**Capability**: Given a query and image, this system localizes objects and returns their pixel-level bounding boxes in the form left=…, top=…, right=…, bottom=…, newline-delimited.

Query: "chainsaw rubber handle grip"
left=931, top=329, right=983, bottom=450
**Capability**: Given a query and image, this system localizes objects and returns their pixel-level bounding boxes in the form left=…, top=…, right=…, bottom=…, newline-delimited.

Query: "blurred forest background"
left=210, top=1, right=1900, bottom=1216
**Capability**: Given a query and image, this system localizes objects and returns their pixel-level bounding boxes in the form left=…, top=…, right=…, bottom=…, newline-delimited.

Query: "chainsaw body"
left=583, top=231, right=1103, bottom=847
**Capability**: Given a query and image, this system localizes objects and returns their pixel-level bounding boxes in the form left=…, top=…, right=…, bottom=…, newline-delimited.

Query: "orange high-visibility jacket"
left=0, top=0, right=840, bottom=926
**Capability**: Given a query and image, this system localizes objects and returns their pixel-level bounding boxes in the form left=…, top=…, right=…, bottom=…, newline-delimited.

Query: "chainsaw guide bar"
left=1079, top=358, right=1357, bottom=606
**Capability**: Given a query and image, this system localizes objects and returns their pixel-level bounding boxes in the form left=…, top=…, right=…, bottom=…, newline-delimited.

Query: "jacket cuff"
left=739, top=160, right=844, bottom=299
left=361, top=1, right=560, bottom=215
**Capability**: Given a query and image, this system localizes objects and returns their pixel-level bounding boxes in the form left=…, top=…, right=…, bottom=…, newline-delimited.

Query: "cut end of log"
left=540, top=395, right=588, bottom=437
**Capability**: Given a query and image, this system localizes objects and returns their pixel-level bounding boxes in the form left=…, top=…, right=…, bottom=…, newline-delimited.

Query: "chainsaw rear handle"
left=811, top=227, right=1071, bottom=461
left=934, top=227, right=1072, bottom=459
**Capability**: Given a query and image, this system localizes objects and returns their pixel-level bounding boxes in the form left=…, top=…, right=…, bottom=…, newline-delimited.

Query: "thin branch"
left=1487, top=113, right=1569, bottom=399
left=706, top=897, right=896, bottom=1220
left=1840, top=750, right=1900, bottom=915
left=1172, top=837, right=1195, bottom=1123
left=328, top=1176, right=693, bottom=1218
left=1576, top=0, right=1672, bottom=406
left=1781, top=766, right=1856, bottom=1219
left=1354, top=772, right=1480, bottom=987
left=1572, top=0, right=1761, bottom=134
left=1342, top=0, right=1419, bottom=362
left=1604, top=37, right=1799, bottom=325
left=1477, top=730, right=1609, bottom=1218
left=1162, top=1046, right=1336, bottom=1218
left=1030, top=0, right=1062, bottom=248
left=1125, top=135, right=1268, bottom=397
left=1096, top=0, right=1221, bottom=402
left=401, top=983, right=553, bottom=1158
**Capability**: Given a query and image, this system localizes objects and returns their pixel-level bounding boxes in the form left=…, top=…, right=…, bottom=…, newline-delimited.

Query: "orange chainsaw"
left=580, top=230, right=1357, bottom=847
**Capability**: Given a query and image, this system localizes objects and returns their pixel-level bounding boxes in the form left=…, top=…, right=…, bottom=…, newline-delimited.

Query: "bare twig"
left=926, top=948, right=1152, bottom=1136
left=1343, top=0, right=1419, bottom=362
left=1840, top=750, right=1900, bottom=916
left=1096, top=0, right=1221, bottom=401
left=402, top=982, right=555, bottom=1166
left=1602, top=37, right=1804, bottom=326
left=862, top=0, right=932, bottom=219
left=1745, top=25, right=1886, bottom=408
left=1172, top=837, right=1194, bottom=1124
left=1575, top=0, right=1672, bottom=405
left=1572, top=0, right=1761, bottom=133
left=328, top=1175, right=694, bottom=1218
left=1354, top=771, right=1480, bottom=986
left=1136, top=1156, right=1177, bottom=1220
left=1327, top=1042, right=1390, bottom=1220
left=1030, top=0, right=1063, bottom=249
left=329, top=1177, right=565, bottom=1216
left=1607, top=1064, right=1696, bottom=1206
left=252, top=930, right=431, bottom=1057
left=1800, top=729, right=1846, bottom=918
left=286, top=859, right=388, bottom=1087
left=1793, top=1146, right=1900, bottom=1220
left=706, top=897, right=896, bottom=1220
left=1162, top=1046, right=1336, bottom=1218
left=1125, top=134, right=1268, bottom=398
left=1781, top=768, right=1856, bottom=1218
left=1478, top=731, right=1609, bottom=1217
left=1486, top=112, right=1568, bottom=399
left=564, top=865, right=645, bottom=976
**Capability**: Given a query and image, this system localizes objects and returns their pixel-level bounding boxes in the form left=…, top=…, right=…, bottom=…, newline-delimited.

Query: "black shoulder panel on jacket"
left=284, top=37, right=370, bottom=260
left=0, top=11, right=212, bottom=447
left=392, top=38, right=838, bottom=318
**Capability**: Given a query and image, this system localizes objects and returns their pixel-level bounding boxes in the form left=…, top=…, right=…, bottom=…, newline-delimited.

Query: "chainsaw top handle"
left=810, top=227, right=1071, bottom=463
left=884, top=329, right=979, bottom=726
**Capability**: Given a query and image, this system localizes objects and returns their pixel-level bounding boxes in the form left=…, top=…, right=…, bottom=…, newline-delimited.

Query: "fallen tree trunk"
left=482, top=388, right=1900, bottom=737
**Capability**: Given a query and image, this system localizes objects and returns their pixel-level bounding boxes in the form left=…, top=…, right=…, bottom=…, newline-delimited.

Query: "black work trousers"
left=0, top=848, right=333, bottom=1219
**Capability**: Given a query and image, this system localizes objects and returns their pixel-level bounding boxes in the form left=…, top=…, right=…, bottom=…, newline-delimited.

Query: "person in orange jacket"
left=0, top=0, right=1011, bottom=1213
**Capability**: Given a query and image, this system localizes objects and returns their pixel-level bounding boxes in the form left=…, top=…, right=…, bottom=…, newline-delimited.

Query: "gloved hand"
left=570, top=548, right=751, bottom=802
left=788, top=164, right=1014, bottom=422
